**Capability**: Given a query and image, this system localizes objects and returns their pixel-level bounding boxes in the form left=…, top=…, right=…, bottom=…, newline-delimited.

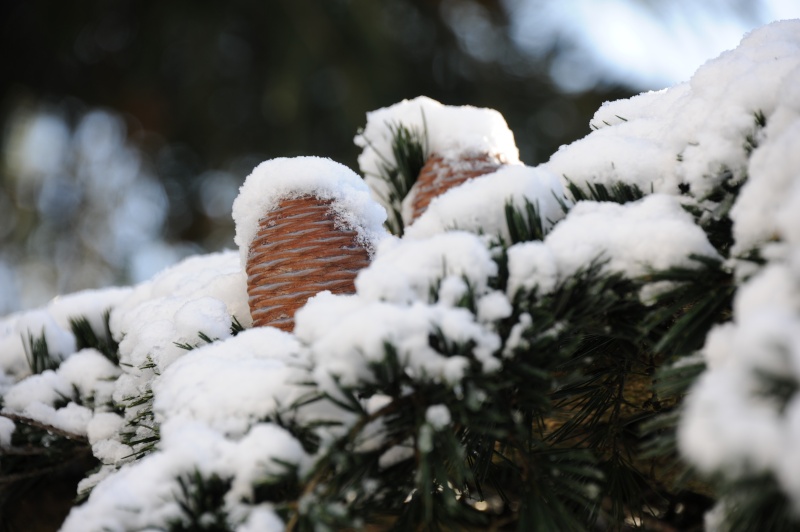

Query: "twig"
left=0, top=445, right=51, bottom=456
left=0, top=412, right=88, bottom=443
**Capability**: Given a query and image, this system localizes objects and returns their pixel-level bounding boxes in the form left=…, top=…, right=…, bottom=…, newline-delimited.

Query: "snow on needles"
left=545, top=20, right=800, bottom=204
left=153, top=328, right=308, bottom=436
left=503, top=195, right=720, bottom=303
left=61, top=421, right=307, bottom=532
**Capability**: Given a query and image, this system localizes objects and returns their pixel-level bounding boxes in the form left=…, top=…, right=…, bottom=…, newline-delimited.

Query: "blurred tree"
left=0, top=0, right=634, bottom=309
left=1, top=0, right=634, bottom=166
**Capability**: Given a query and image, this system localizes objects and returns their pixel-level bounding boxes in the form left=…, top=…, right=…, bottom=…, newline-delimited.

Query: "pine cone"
left=246, top=196, right=370, bottom=330
left=409, top=152, right=502, bottom=221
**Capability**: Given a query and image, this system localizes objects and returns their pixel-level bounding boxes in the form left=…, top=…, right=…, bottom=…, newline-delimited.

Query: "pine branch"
left=360, top=115, right=429, bottom=235
left=0, top=412, right=87, bottom=443
left=642, top=254, right=734, bottom=357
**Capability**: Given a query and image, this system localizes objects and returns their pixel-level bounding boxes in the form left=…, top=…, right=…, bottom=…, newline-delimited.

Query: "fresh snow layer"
left=46, top=287, right=132, bottom=338
left=110, top=250, right=248, bottom=373
left=232, top=156, right=389, bottom=267
left=544, top=19, right=800, bottom=213
left=355, top=231, right=498, bottom=305
left=731, top=118, right=800, bottom=256
left=425, top=404, right=452, bottom=430
left=663, top=21, right=800, bottom=508
left=505, top=195, right=719, bottom=298
left=61, top=420, right=306, bottom=532
left=543, top=195, right=719, bottom=280
left=294, top=292, right=502, bottom=392
left=11, top=309, right=76, bottom=368
left=153, top=328, right=307, bottom=436
left=678, top=261, right=800, bottom=502
left=2, top=348, right=120, bottom=436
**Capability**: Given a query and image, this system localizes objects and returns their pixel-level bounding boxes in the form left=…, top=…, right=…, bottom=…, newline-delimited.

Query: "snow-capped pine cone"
left=246, top=196, right=370, bottom=331
left=409, top=152, right=503, bottom=221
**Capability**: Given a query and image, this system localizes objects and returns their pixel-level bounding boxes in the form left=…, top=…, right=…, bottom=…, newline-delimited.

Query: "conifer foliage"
left=1, top=19, right=800, bottom=532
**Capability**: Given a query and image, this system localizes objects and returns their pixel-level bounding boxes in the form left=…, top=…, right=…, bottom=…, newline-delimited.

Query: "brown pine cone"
left=246, top=196, right=370, bottom=331
left=409, top=152, right=502, bottom=222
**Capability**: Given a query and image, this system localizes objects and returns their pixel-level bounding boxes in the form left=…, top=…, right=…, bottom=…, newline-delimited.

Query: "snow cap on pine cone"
left=231, top=156, right=389, bottom=269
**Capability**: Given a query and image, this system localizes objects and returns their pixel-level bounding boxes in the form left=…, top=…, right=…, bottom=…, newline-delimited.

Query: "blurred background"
left=1, top=0, right=797, bottom=313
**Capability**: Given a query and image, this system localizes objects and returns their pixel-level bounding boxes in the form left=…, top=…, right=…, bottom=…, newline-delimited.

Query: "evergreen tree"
left=2, top=19, right=800, bottom=532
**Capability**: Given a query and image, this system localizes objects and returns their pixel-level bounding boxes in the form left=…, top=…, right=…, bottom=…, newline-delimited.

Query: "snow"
left=731, top=118, right=800, bottom=256
left=678, top=309, right=799, bottom=478
left=544, top=195, right=720, bottom=280
left=425, top=404, right=452, bottom=430
left=506, top=242, right=559, bottom=296
left=57, top=349, right=121, bottom=404
left=0, top=416, right=15, bottom=447
left=46, top=287, right=132, bottom=336
left=0, top=318, right=29, bottom=378
left=116, top=295, right=233, bottom=373
left=504, top=195, right=719, bottom=301
left=354, top=96, right=521, bottom=219
left=503, top=312, right=533, bottom=358
left=109, top=250, right=248, bottom=406
left=14, top=309, right=76, bottom=364
left=153, top=328, right=307, bottom=436
left=3, top=370, right=71, bottom=415
left=2, top=348, right=120, bottom=436
left=476, top=291, right=513, bottom=323
left=238, top=505, right=285, bottom=532
left=0, top=18, right=799, bottom=528
left=87, top=412, right=125, bottom=445
left=404, top=164, right=567, bottom=243
left=295, top=293, right=501, bottom=392
left=677, top=258, right=800, bottom=501
left=669, top=21, right=800, bottom=509
left=356, top=394, right=393, bottom=453
left=544, top=19, right=800, bottom=202
left=111, top=249, right=249, bottom=340
left=232, top=156, right=389, bottom=268
left=355, top=231, right=497, bottom=305
left=61, top=420, right=307, bottom=531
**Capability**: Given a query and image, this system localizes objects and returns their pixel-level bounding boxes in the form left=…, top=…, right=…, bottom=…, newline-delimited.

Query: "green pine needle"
left=361, top=114, right=428, bottom=236
left=504, top=197, right=547, bottom=244
left=23, top=330, right=59, bottom=374
left=168, top=471, right=233, bottom=532
left=564, top=178, right=645, bottom=205
left=719, top=475, right=799, bottom=532
left=69, top=310, right=120, bottom=365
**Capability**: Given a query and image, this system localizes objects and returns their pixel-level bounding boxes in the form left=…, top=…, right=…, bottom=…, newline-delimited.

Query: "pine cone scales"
left=409, top=152, right=502, bottom=221
left=246, top=196, right=370, bottom=330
